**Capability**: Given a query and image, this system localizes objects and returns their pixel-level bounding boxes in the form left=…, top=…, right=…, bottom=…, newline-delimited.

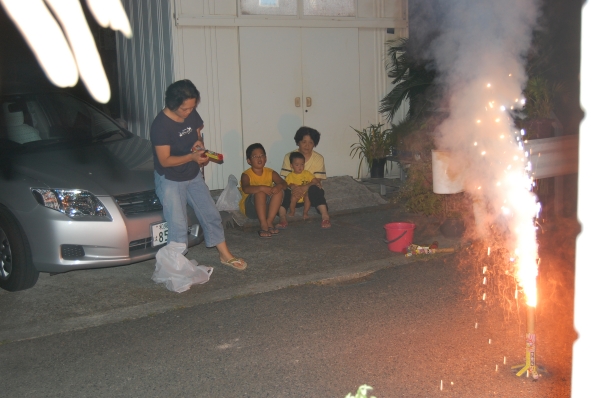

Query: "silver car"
left=0, top=90, right=202, bottom=291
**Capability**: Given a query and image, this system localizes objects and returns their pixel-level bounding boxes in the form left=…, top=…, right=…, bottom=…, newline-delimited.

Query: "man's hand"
left=191, top=140, right=205, bottom=152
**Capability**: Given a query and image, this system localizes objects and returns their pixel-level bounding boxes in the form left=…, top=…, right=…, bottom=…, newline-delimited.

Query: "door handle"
left=306, top=97, right=312, bottom=107
left=295, top=97, right=301, bottom=107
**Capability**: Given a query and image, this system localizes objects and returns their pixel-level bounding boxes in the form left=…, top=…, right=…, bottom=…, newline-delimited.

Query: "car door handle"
left=306, top=97, right=312, bottom=107
left=295, top=97, right=301, bottom=107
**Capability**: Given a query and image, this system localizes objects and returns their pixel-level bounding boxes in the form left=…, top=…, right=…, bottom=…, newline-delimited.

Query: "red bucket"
left=384, top=222, right=416, bottom=252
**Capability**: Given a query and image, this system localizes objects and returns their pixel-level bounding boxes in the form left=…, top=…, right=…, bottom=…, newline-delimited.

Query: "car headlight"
left=31, top=189, right=112, bottom=220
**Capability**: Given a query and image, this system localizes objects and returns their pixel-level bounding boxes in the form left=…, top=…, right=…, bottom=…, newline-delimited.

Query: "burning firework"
left=420, top=0, right=542, bottom=379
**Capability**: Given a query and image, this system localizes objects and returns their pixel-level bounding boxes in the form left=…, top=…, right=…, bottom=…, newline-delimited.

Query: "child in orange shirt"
left=239, top=143, right=287, bottom=238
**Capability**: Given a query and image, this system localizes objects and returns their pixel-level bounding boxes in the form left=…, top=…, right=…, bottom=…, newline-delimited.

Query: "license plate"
left=151, top=221, right=168, bottom=247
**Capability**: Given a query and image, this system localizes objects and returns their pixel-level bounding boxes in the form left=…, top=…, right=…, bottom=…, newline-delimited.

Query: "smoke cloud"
left=414, top=0, right=542, bottom=300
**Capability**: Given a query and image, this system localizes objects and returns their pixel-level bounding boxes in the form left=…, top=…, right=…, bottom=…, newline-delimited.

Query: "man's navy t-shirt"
left=150, top=109, right=203, bottom=181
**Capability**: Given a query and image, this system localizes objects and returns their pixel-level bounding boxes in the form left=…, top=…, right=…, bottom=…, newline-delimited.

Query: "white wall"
left=572, top=1, right=598, bottom=395
left=173, top=24, right=245, bottom=189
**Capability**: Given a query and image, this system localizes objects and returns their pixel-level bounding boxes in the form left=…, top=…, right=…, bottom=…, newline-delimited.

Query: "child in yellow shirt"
left=284, top=152, right=321, bottom=220
left=239, top=143, right=287, bottom=238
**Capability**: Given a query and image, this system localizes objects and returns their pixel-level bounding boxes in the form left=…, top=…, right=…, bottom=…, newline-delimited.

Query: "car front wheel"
left=0, top=205, right=39, bottom=291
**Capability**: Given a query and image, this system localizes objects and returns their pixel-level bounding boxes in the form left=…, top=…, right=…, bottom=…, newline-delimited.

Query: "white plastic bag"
left=215, top=174, right=242, bottom=211
left=152, top=242, right=213, bottom=293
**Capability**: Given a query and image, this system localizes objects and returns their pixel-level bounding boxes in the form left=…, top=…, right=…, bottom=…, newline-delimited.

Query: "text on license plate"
left=151, top=222, right=168, bottom=247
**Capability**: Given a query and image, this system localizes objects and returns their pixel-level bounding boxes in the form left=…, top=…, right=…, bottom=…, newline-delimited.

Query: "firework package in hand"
left=192, top=146, right=224, bottom=163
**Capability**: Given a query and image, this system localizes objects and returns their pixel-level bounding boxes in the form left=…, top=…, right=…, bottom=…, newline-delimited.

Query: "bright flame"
left=0, top=0, right=78, bottom=87
left=44, top=0, right=111, bottom=103
left=0, top=0, right=132, bottom=103
left=461, top=82, right=540, bottom=308
left=86, top=0, right=132, bottom=37
left=502, top=163, right=539, bottom=307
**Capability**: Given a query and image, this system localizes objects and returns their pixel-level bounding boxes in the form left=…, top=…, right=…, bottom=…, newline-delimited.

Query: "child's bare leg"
left=266, top=190, right=283, bottom=229
left=288, top=202, right=296, bottom=217
left=303, top=196, right=311, bottom=220
left=288, top=193, right=300, bottom=216
left=253, top=191, right=270, bottom=232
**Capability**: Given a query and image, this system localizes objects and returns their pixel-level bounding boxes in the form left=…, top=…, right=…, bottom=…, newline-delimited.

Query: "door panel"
left=301, top=28, right=360, bottom=177
left=239, top=27, right=304, bottom=171
left=240, top=27, right=361, bottom=177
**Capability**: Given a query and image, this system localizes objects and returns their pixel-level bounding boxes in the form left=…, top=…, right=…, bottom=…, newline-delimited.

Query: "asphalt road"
left=0, top=254, right=569, bottom=397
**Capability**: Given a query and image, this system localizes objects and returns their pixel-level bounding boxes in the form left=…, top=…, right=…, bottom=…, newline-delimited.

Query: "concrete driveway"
left=0, top=197, right=459, bottom=344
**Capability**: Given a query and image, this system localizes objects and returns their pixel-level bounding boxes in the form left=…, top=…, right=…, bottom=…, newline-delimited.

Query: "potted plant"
left=350, top=123, right=394, bottom=178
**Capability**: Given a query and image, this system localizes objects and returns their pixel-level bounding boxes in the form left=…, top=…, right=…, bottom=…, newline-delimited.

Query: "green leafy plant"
left=350, top=123, right=394, bottom=178
left=345, top=384, right=376, bottom=398
left=511, top=75, right=565, bottom=140
left=397, top=160, right=443, bottom=216
left=379, top=37, right=438, bottom=123
left=522, top=75, right=563, bottom=120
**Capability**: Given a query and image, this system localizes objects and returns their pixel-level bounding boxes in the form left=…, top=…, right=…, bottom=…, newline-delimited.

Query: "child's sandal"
left=258, top=229, right=272, bottom=238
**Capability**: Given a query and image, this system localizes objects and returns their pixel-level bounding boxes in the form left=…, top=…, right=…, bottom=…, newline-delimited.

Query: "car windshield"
left=0, top=92, right=131, bottom=150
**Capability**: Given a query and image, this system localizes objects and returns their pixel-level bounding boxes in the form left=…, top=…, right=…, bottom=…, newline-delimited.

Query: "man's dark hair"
left=294, top=126, right=321, bottom=146
left=289, top=152, right=305, bottom=164
left=165, top=79, right=200, bottom=111
left=246, top=143, right=266, bottom=160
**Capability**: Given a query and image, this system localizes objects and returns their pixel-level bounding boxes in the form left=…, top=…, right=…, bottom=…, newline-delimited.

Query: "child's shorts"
left=244, top=194, right=273, bottom=219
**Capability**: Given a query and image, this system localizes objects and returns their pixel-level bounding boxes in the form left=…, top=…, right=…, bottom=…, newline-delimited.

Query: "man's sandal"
left=220, top=257, right=247, bottom=271
left=258, top=229, right=272, bottom=238
left=268, top=227, right=280, bottom=235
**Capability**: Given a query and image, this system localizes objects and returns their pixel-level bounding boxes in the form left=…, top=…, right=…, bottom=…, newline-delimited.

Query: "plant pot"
left=440, top=218, right=465, bottom=239
left=370, top=158, right=387, bottom=178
